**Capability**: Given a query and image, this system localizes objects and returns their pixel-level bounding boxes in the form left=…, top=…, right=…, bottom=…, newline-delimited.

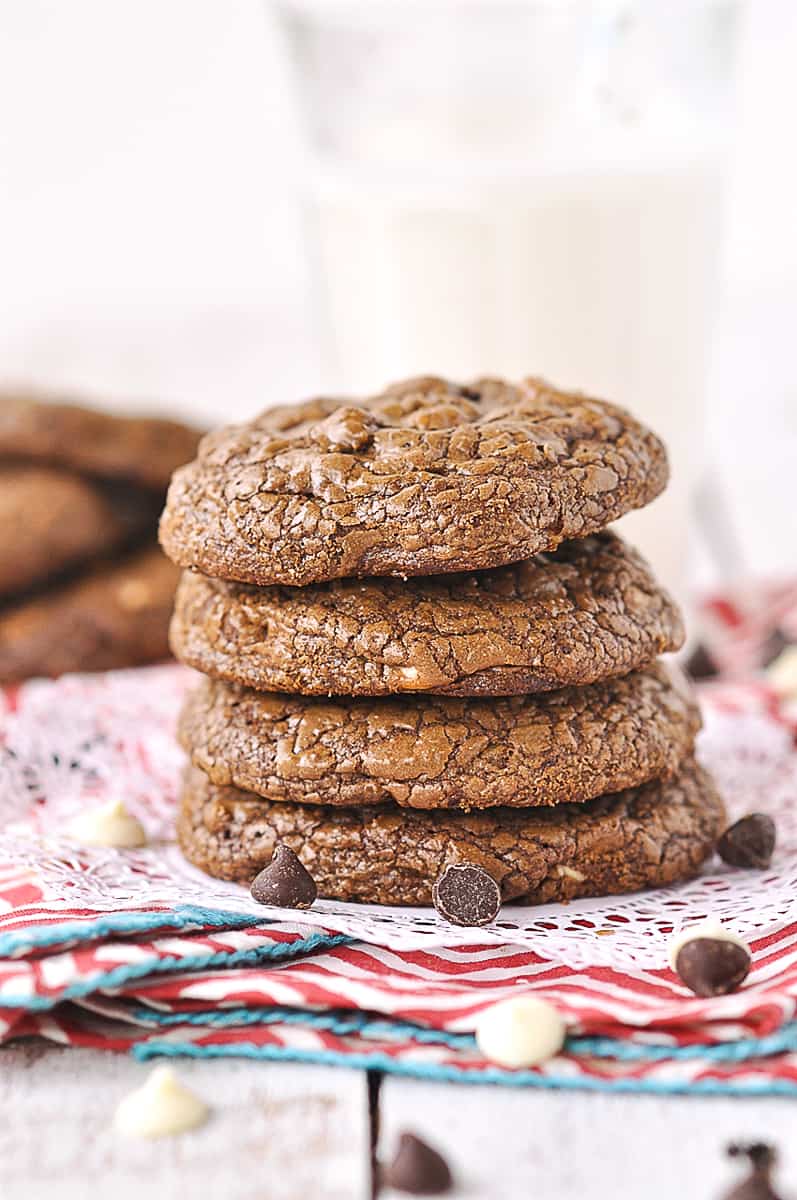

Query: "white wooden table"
left=1, top=1044, right=793, bottom=1200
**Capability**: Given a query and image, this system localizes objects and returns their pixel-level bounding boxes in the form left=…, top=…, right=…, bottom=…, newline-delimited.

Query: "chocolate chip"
left=675, top=936, right=751, bottom=997
left=383, top=1132, right=453, bottom=1195
left=761, top=628, right=792, bottom=669
left=432, top=864, right=500, bottom=927
left=718, top=814, right=776, bottom=870
left=723, top=1172, right=782, bottom=1200
left=724, top=1143, right=783, bottom=1200
left=685, top=642, right=719, bottom=680
left=250, top=843, right=317, bottom=909
left=728, top=1144, right=777, bottom=1172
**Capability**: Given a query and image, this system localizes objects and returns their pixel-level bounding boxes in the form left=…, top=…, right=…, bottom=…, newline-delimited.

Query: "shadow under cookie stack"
left=160, top=376, right=725, bottom=927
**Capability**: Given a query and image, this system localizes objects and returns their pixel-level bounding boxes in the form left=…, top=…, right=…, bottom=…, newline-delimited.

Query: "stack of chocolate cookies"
left=161, top=376, right=724, bottom=924
left=0, top=395, right=201, bottom=683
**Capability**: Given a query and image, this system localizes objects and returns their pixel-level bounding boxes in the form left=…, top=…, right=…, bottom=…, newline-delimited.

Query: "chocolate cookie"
left=0, top=465, right=161, bottom=600
left=177, top=759, right=724, bottom=906
left=0, top=394, right=201, bottom=490
left=0, top=545, right=179, bottom=682
left=159, top=376, right=667, bottom=586
left=170, top=532, right=684, bottom=697
left=178, top=664, right=699, bottom=811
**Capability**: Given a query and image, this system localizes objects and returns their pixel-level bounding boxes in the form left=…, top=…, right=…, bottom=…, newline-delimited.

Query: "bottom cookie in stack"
left=177, top=760, right=724, bottom=909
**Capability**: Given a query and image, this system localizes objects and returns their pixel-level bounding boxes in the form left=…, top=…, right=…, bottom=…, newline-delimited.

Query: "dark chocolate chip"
left=718, top=814, right=776, bottom=870
left=728, top=1145, right=777, bottom=1173
left=432, top=864, right=500, bottom=927
left=723, top=1175, right=782, bottom=1200
left=250, top=843, right=317, bottom=909
left=675, top=937, right=751, bottom=997
left=723, top=1171, right=782, bottom=1200
left=761, top=628, right=792, bottom=669
left=383, top=1131, right=453, bottom=1195
left=685, top=642, right=719, bottom=681
left=724, top=1143, right=783, bottom=1200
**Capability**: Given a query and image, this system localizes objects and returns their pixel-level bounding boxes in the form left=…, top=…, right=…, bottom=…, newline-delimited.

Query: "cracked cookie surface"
left=0, top=545, right=179, bottom=682
left=177, top=759, right=724, bottom=906
left=0, top=394, right=202, bottom=490
left=159, top=375, right=668, bottom=586
left=178, top=664, right=699, bottom=810
left=0, top=465, right=160, bottom=600
left=170, top=531, right=683, bottom=696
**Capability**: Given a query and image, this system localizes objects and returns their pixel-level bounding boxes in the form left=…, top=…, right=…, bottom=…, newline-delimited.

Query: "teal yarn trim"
left=130, top=1004, right=474, bottom=1047
left=0, top=931, right=352, bottom=1011
left=132, top=1040, right=797, bottom=1097
left=128, top=1004, right=797, bottom=1067
left=0, top=905, right=271, bottom=958
left=569, top=1025, right=797, bottom=1063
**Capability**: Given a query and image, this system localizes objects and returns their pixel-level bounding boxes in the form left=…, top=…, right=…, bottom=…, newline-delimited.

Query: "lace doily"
left=1, top=664, right=795, bottom=968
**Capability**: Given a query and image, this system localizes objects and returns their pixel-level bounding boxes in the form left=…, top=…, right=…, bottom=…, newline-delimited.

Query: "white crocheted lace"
left=1, top=664, right=795, bottom=967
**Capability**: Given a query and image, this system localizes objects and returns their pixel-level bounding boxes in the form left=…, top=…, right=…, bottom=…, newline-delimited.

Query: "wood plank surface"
left=377, top=1076, right=795, bottom=1200
left=4, top=1044, right=796, bottom=1200
left=0, top=1044, right=371, bottom=1200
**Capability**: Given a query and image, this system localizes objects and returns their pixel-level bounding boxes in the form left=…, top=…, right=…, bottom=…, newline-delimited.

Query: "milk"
left=278, top=0, right=737, bottom=601
left=309, top=154, right=723, bottom=599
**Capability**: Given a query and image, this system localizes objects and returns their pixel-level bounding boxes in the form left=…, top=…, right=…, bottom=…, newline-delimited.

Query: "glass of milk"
left=271, top=0, right=740, bottom=600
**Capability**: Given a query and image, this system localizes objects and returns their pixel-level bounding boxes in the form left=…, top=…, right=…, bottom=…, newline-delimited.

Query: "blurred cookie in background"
left=0, top=546, right=180, bottom=682
left=0, top=393, right=202, bottom=489
left=0, top=465, right=161, bottom=600
left=0, top=392, right=202, bottom=681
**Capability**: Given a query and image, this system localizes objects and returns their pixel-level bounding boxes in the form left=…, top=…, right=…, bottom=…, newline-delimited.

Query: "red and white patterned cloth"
left=0, top=581, right=796, bottom=1094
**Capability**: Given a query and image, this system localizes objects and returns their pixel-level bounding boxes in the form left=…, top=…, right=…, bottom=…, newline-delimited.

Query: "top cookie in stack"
left=162, top=376, right=724, bottom=922
left=0, top=394, right=202, bottom=682
left=160, top=375, right=667, bottom=586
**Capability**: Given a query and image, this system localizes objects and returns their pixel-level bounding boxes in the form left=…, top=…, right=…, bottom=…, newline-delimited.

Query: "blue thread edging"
left=128, top=1005, right=797, bottom=1065
left=0, top=931, right=352, bottom=1010
left=131, top=1004, right=474, bottom=1045
left=131, top=1039, right=797, bottom=1097
left=0, top=904, right=274, bottom=958
left=569, top=1026, right=797, bottom=1063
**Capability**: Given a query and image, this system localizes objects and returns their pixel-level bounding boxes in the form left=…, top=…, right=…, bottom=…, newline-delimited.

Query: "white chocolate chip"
left=399, top=667, right=420, bottom=682
left=114, top=1066, right=209, bottom=1138
left=667, top=920, right=750, bottom=972
left=556, top=865, right=586, bottom=882
left=475, top=996, right=566, bottom=1069
left=68, top=799, right=147, bottom=848
left=766, top=646, right=797, bottom=699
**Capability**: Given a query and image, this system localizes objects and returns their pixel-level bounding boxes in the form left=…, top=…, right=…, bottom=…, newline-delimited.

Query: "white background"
left=0, top=0, right=795, bottom=577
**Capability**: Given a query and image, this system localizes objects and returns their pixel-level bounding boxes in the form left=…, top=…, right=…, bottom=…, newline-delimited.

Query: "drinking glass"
left=271, top=0, right=741, bottom=599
